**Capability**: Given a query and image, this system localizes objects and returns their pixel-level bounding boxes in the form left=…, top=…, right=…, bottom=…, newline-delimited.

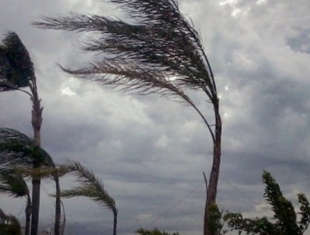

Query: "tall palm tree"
left=0, top=32, right=61, bottom=235
left=0, top=127, right=60, bottom=235
left=0, top=169, right=32, bottom=235
left=60, top=161, right=117, bottom=235
left=34, top=1, right=221, bottom=234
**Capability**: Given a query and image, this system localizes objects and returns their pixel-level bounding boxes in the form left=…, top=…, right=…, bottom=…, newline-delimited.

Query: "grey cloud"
left=1, top=0, right=310, bottom=234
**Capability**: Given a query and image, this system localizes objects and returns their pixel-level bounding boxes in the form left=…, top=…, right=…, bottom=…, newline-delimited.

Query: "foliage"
left=59, top=161, right=117, bottom=235
left=208, top=204, right=227, bottom=235
left=136, top=228, right=179, bottom=235
left=0, top=169, right=32, bottom=235
left=0, top=128, right=54, bottom=167
left=33, top=0, right=218, bottom=137
left=0, top=168, right=30, bottom=198
left=223, top=171, right=310, bottom=235
left=35, top=2, right=222, bottom=234
left=60, top=161, right=116, bottom=212
left=0, top=31, right=62, bottom=235
left=0, top=127, right=61, bottom=235
left=0, top=214, right=22, bottom=235
left=0, top=32, right=34, bottom=91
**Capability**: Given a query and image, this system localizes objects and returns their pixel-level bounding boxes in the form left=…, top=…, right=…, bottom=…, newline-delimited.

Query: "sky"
left=0, top=0, right=310, bottom=234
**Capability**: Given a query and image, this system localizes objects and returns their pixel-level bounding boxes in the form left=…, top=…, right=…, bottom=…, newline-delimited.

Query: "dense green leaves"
left=0, top=128, right=54, bottom=167
left=224, top=171, right=310, bottom=235
left=0, top=169, right=29, bottom=198
left=0, top=32, right=33, bottom=91
left=0, top=214, right=22, bottom=235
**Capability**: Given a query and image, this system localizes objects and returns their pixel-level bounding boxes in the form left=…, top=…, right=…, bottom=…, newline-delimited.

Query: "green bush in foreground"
left=224, top=171, right=310, bottom=235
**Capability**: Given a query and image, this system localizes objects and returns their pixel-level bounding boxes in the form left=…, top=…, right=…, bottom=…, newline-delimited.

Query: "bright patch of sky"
left=61, top=86, right=76, bottom=96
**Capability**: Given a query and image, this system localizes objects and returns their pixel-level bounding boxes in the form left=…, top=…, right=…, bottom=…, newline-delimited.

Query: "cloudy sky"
left=0, top=0, right=310, bottom=234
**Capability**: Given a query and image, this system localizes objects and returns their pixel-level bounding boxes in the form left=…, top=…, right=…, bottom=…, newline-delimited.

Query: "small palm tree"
left=0, top=169, right=31, bottom=235
left=0, top=32, right=61, bottom=235
left=0, top=127, right=60, bottom=235
left=60, top=161, right=117, bottom=235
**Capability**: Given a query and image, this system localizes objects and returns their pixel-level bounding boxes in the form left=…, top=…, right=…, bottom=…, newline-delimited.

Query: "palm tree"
left=0, top=127, right=60, bottom=235
left=34, top=1, right=221, bottom=234
left=60, top=161, right=117, bottom=235
left=0, top=169, right=32, bottom=235
left=0, top=32, right=61, bottom=235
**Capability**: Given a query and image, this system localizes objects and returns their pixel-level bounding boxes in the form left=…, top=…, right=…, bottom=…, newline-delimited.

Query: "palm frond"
left=60, top=60, right=192, bottom=104
left=33, top=0, right=216, bottom=100
left=0, top=169, right=29, bottom=198
left=60, top=161, right=117, bottom=214
left=13, top=165, right=69, bottom=179
left=0, top=32, right=34, bottom=92
left=0, top=127, right=54, bottom=167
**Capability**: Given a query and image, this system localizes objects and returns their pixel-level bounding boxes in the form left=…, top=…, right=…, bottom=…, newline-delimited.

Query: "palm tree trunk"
left=204, top=99, right=222, bottom=235
left=60, top=200, right=66, bottom=235
left=113, top=210, right=117, bottom=235
left=30, top=90, right=42, bottom=235
left=54, top=175, right=61, bottom=235
left=29, top=78, right=62, bottom=235
left=25, top=196, right=32, bottom=235
left=30, top=176, right=41, bottom=235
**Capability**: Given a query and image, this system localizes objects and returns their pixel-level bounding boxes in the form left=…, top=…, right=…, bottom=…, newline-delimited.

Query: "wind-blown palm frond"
left=0, top=169, right=29, bottom=198
left=61, top=161, right=116, bottom=213
left=0, top=32, right=34, bottom=92
left=0, top=127, right=54, bottom=167
left=0, top=168, right=32, bottom=235
left=0, top=31, right=61, bottom=235
left=34, top=2, right=222, bottom=234
left=60, top=161, right=117, bottom=235
left=33, top=0, right=216, bottom=100
left=34, top=7, right=216, bottom=138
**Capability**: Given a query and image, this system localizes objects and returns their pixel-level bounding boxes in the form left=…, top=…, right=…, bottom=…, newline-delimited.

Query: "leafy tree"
left=0, top=169, right=31, bottom=235
left=57, top=161, right=118, bottom=235
left=136, top=228, right=179, bottom=235
left=0, top=127, right=61, bottom=235
left=0, top=32, right=61, bottom=235
left=224, top=171, right=310, bottom=235
left=35, top=1, right=222, bottom=234
left=208, top=203, right=227, bottom=235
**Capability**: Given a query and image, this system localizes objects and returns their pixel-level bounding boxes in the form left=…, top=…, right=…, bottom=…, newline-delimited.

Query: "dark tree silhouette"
left=34, top=1, right=222, bottom=234
left=0, top=169, right=31, bottom=235
left=224, top=171, right=310, bottom=235
left=0, top=32, right=61, bottom=235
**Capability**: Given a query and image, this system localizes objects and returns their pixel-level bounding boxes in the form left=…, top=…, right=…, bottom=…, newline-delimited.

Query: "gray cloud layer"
left=1, top=0, right=310, bottom=234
